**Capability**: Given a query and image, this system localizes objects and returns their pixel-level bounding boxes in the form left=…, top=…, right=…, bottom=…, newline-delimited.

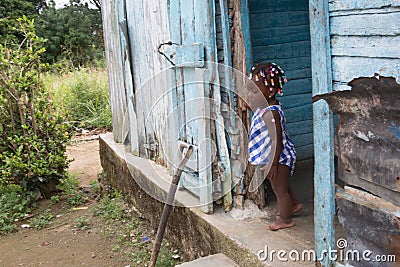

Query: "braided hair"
left=249, top=62, right=287, bottom=96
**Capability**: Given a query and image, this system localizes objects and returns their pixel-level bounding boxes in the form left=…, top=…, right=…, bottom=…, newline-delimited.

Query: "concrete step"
left=176, top=253, right=239, bottom=267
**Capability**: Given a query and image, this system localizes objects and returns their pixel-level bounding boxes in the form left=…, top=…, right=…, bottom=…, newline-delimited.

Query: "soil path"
left=0, top=138, right=131, bottom=267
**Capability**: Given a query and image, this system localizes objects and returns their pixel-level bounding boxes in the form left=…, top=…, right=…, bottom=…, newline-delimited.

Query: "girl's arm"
left=262, top=109, right=282, bottom=180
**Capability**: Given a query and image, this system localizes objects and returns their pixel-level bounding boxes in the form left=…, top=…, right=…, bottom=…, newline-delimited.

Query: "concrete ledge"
left=99, top=133, right=261, bottom=266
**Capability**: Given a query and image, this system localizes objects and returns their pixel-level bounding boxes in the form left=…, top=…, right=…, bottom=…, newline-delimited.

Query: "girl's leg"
left=269, top=164, right=294, bottom=230
left=289, top=186, right=303, bottom=214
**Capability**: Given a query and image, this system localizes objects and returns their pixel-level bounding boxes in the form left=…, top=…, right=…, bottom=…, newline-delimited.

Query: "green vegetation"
left=92, top=194, right=181, bottom=266
left=0, top=184, right=31, bottom=235
left=42, top=68, right=111, bottom=129
left=73, top=216, right=91, bottom=230
left=0, top=0, right=46, bottom=44
left=0, top=17, right=71, bottom=196
left=29, top=209, right=54, bottom=229
left=36, top=0, right=103, bottom=68
left=58, top=174, right=86, bottom=207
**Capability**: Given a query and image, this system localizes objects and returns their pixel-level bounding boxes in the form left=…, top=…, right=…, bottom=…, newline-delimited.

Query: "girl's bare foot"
left=292, top=203, right=303, bottom=215
left=268, top=219, right=295, bottom=231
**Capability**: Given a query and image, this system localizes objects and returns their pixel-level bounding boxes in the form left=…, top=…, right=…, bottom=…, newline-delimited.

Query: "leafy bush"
left=0, top=184, right=31, bottom=235
left=0, top=17, right=71, bottom=196
left=42, top=68, right=111, bottom=129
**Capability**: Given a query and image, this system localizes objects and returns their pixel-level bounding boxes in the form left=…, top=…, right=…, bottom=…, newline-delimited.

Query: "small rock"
left=91, top=253, right=96, bottom=258
left=21, top=224, right=30, bottom=228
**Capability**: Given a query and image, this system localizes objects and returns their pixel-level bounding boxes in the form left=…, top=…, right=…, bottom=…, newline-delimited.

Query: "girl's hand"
left=268, top=164, right=279, bottom=180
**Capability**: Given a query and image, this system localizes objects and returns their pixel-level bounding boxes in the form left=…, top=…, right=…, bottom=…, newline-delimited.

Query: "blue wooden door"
left=248, top=0, right=313, bottom=160
left=168, top=0, right=218, bottom=213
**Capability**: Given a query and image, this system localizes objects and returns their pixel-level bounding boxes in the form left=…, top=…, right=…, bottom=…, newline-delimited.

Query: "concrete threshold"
left=99, top=133, right=317, bottom=267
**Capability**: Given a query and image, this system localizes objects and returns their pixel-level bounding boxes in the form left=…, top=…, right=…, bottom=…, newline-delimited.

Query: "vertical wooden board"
left=218, top=0, right=234, bottom=210
left=195, top=68, right=213, bottom=213
left=116, top=0, right=139, bottom=155
left=142, top=0, right=171, bottom=164
left=126, top=0, right=148, bottom=157
left=309, top=0, right=335, bottom=266
left=180, top=0, right=198, bottom=146
left=101, top=0, right=128, bottom=143
left=195, top=0, right=215, bottom=212
left=240, top=0, right=253, bottom=71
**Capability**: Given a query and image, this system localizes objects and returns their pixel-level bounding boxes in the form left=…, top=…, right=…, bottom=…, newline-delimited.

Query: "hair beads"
left=249, top=62, right=286, bottom=96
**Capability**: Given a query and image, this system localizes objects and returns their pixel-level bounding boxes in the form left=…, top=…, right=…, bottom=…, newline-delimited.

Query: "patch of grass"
left=50, top=195, right=60, bottom=205
left=42, top=68, right=111, bottom=130
left=30, top=209, right=54, bottom=230
left=92, top=193, right=181, bottom=266
left=74, top=216, right=91, bottom=231
left=58, top=174, right=86, bottom=207
left=91, top=194, right=125, bottom=221
left=89, top=180, right=101, bottom=195
left=0, top=184, right=31, bottom=235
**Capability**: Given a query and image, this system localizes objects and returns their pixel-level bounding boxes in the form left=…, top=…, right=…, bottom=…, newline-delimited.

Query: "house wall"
left=125, top=0, right=172, bottom=164
left=329, top=0, right=400, bottom=91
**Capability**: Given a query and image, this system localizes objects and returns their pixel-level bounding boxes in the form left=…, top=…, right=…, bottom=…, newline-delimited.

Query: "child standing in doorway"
left=247, top=62, right=303, bottom=231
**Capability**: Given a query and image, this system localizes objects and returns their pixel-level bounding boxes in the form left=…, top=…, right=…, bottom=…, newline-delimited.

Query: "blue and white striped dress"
left=248, top=104, right=296, bottom=174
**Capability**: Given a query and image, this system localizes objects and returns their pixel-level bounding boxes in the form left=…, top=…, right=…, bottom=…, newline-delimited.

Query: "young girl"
left=247, top=62, right=302, bottom=231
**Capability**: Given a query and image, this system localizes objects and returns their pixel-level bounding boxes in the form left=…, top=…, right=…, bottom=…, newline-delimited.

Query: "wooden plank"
left=251, top=25, right=311, bottom=46
left=218, top=0, right=234, bottom=211
left=330, top=12, right=400, bottom=36
left=116, top=0, right=139, bottom=155
left=194, top=0, right=214, bottom=213
left=101, top=0, right=128, bottom=143
left=309, top=0, right=336, bottom=266
left=291, top=132, right=313, bottom=148
left=332, top=57, right=400, bottom=84
left=285, top=104, right=313, bottom=123
left=126, top=0, right=148, bottom=157
left=331, top=36, right=400, bottom=58
left=249, top=0, right=309, bottom=13
left=278, top=78, right=312, bottom=96
left=296, top=144, right=314, bottom=160
left=329, top=0, right=400, bottom=12
left=262, top=56, right=311, bottom=71
left=286, top=120, right=313, bottom=136
left=278, top=93, right=312, bottom=109
left=252, top=41, right=311, bottom=59
left=241, top=0, right=253, bottom=71
left=250, top=11, right=309, bottom=29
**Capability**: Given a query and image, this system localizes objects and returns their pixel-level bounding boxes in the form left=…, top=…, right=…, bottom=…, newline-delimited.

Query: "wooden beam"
left=309, top=0, right=335, bottom=266
left=240, top=0, right=253, bottom=71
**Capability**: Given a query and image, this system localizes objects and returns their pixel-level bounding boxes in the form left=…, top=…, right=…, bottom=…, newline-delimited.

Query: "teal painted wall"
left=248, top=0, right=313, bottom=160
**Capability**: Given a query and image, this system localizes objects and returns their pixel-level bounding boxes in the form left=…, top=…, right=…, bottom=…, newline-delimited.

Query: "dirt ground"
left=0, top=137, right=133, bottom=267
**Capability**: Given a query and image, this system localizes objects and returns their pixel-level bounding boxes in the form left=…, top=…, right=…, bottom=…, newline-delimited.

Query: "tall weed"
left=43, top=68, right=111, bottom=130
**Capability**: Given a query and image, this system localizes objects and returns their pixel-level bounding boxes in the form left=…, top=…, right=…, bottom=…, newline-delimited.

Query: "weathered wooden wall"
left=329, top=0, right=400, bottom=91
left=125, top=0, right=172, bottom=165
left=101, top=0, right=128, bottom=143
left=248, top=0, right=313, bottom=161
